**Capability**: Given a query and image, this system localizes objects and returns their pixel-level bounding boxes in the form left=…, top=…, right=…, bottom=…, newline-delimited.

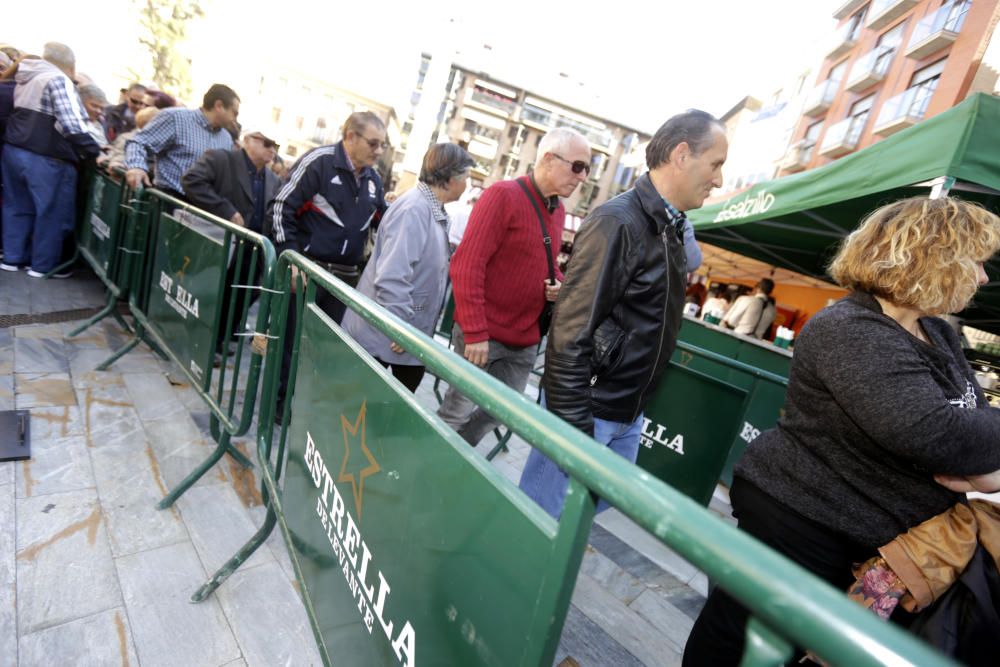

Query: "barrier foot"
left=485, top=428, right=513, bottom=461
left=190, top=509, right=276, bottom=603
left=157, top=433, right=252, bottom=510
left=68, top=295, right=118, bottom=338
left=111, top=305, right=134, bottom=335
left=224, top=440, right=254, bottom=468
left=96, top=335, right=141, bottom=370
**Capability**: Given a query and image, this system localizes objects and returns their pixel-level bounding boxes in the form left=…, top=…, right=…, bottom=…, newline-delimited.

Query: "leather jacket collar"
left=635, top=173, right=673, bottom=236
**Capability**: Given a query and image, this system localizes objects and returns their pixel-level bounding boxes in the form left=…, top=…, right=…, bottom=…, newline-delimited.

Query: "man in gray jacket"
left=342, top=143, right=474, bottom=391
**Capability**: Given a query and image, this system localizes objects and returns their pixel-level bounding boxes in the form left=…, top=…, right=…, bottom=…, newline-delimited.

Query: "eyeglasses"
left=355, top=133, right=388, bottom=151
left=359, top=136, right=388, bottom=150
left=552, top=153, right=591, bottom=175
left=261, top=138, right=279, bottom=150
left=129, top=97, right=147, bottom=108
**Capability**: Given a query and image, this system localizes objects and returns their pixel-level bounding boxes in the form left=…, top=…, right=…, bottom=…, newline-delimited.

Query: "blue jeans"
left=1, top=145, right=77, bottom=272
left=518, top=398, right=643, bottom=519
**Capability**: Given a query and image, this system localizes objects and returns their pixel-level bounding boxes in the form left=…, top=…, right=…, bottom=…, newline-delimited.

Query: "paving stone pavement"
left=0, top=267, right=730, bottom=666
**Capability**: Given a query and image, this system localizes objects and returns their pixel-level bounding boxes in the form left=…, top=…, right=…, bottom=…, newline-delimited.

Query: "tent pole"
left=929, top=176, right=955, bottom=199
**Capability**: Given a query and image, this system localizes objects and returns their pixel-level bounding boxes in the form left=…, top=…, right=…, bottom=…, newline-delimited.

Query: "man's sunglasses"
left=355, top=133, right=388, bottom=151
left=260, top=138, right=279, bottom=150
left=129, top=97, right=147, bottom=107
left=552, top=153, right=591, bottom=175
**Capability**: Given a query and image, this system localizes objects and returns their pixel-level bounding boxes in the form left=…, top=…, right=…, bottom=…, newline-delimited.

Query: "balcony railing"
left=827, top=19, right=861, bottom=59
left=867, top=0, right=919, bottom=30
left=906, top=1, right=969, bottom=59
left=466, top=88, right=517, bottom=117
left=873, top=86, right=934, bottom=136
left=819, top=115, right=866, bottom=157
left=521, top=104, right=553, bottom=128
left=802, top=79, right=839, bottom=117
left=781, top=139, right=817, bottom=172
left=846, top=47, right=893, bottom=92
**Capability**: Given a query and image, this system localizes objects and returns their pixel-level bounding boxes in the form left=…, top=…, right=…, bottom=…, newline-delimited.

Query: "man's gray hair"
left=42, top=42, right=76, bottom=71
left=646, top=109, right=723, bottom=170
left=78, top=84, right=108, bottom=105
left=342, top=110, right=385, bottom=138
left=536, top=127, right=588, bottom=164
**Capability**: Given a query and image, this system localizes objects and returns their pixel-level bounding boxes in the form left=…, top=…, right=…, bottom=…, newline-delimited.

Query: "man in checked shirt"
left=124, top=83, right=240, bottom=201
left=1, top=42, right=102, bottom=277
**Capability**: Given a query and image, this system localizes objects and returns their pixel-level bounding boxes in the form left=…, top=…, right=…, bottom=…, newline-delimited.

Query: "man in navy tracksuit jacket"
left=268, top=110, right=388, bottom=409
left=2, top=43, right=101, bottom=276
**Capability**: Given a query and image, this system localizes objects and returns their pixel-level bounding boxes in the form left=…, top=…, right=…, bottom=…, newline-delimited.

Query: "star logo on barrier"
left=337, top=400, right=380, bottom=520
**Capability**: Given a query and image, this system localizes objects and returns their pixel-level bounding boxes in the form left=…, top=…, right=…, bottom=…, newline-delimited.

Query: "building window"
left=908, top=58, right=947, bottom=116
left=828, top=59, right=848, bottom=83
left=271, top=107, right=282, bottom=123
left=802, top=120, right=823, bottom=161
left=943, top=0, right=972, bottom=31
left=313, top=117, right=327, bottom=144
left=846, top=7, right=867, bottom=41
left=846, top=94, right=876, bottom=141
left=295, top=116, right=304, bottom=130
left=287, top=145, right=298, bottom=157
left=874, top=20, right=906, bottom=71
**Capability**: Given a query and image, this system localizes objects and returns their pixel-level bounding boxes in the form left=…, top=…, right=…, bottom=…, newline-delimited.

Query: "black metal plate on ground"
left=0, top=410, right=30, bottom=462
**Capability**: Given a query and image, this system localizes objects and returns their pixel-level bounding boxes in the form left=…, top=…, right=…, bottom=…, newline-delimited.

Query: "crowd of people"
left=3, top=39, right=1000, bottom=666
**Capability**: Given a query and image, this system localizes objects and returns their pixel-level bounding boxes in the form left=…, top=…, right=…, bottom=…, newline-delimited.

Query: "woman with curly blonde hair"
left=685, top=196, right=1000, bottom=666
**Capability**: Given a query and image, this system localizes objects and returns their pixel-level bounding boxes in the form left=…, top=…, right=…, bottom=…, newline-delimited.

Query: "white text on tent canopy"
left=713, top=189, right=776, bottom=223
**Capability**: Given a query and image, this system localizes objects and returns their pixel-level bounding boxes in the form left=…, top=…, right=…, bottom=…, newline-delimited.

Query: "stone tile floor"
left=0, top=266, right=734, bottom=666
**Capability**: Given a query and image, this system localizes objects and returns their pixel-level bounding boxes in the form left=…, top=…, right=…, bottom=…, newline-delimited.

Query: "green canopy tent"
left=689, top=92, right=1000, bottom=334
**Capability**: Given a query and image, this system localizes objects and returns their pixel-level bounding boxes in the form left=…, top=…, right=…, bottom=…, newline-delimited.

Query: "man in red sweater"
left=437, top=127, right=591, bottom=445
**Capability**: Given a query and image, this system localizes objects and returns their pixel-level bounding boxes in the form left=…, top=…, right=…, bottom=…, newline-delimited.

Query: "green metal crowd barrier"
left=188, top=251, right=955, bottom=667
left=96, top=186, right=279, bottom=508
left=56, top=165, right=139, bottom=337
left=637, top=341, right=789, bottom=506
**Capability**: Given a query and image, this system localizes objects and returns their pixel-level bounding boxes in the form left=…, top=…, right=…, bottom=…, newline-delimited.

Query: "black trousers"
left=375, top=359, right=426, bottom=393
left=277, top=272, right=359, bottom=403
left=682, top=477, right=871, bottom=667
left=215, top=249, right=263, bottom=352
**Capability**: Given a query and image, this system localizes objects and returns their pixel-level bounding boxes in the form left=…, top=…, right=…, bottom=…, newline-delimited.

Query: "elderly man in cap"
left=182, top=129, right=280, bottom=355
left=104, top=82, right=146, bottom=142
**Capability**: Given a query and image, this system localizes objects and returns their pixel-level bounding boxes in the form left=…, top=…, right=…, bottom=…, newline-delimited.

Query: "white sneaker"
left=27, top=268, right=72, bottom=279
left=0, top=263, right=20, bottom=272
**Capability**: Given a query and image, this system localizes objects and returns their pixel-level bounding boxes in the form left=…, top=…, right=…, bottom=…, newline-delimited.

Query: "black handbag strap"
left=516, top=178, right=557, bottom=283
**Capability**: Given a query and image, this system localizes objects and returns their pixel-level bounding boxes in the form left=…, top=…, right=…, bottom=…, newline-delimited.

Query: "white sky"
left=8, top=0, right=840, bottom=133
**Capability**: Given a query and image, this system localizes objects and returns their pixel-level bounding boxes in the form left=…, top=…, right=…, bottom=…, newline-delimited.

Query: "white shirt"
left=724, top=294, right=775, bottom=337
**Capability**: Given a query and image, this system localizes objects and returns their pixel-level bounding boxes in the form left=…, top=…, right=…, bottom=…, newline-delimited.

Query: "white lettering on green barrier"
left=90, top=213, right=110, bottom=240
left=739, top=421, right=761, bottom=443
left=640, top=418, right=684, bottom=454
left=713, top=189, right=775, bottom=223
left=303, top=430, right=416, bottom=667
left=158, top=271, right=200, bottom=320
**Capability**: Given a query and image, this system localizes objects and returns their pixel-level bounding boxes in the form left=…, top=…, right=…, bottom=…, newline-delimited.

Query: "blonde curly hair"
left=829, top=196, right=1000, bottom=315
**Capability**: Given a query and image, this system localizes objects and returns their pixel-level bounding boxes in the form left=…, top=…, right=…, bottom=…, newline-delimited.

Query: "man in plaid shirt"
left=1, top=42, right=101, bottom=277
left=124, top=83, right=240, bottom=200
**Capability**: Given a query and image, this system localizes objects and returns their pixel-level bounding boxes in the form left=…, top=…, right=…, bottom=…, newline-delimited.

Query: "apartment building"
left=230, top=66, right=400, bottom=184
left=397, top=63, right=649, bottom=219
left=780, top=0, right=999, bottom=174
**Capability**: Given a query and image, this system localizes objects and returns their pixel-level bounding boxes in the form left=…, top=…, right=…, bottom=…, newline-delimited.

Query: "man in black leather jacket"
left=518, top=109, right=728, bottom=518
